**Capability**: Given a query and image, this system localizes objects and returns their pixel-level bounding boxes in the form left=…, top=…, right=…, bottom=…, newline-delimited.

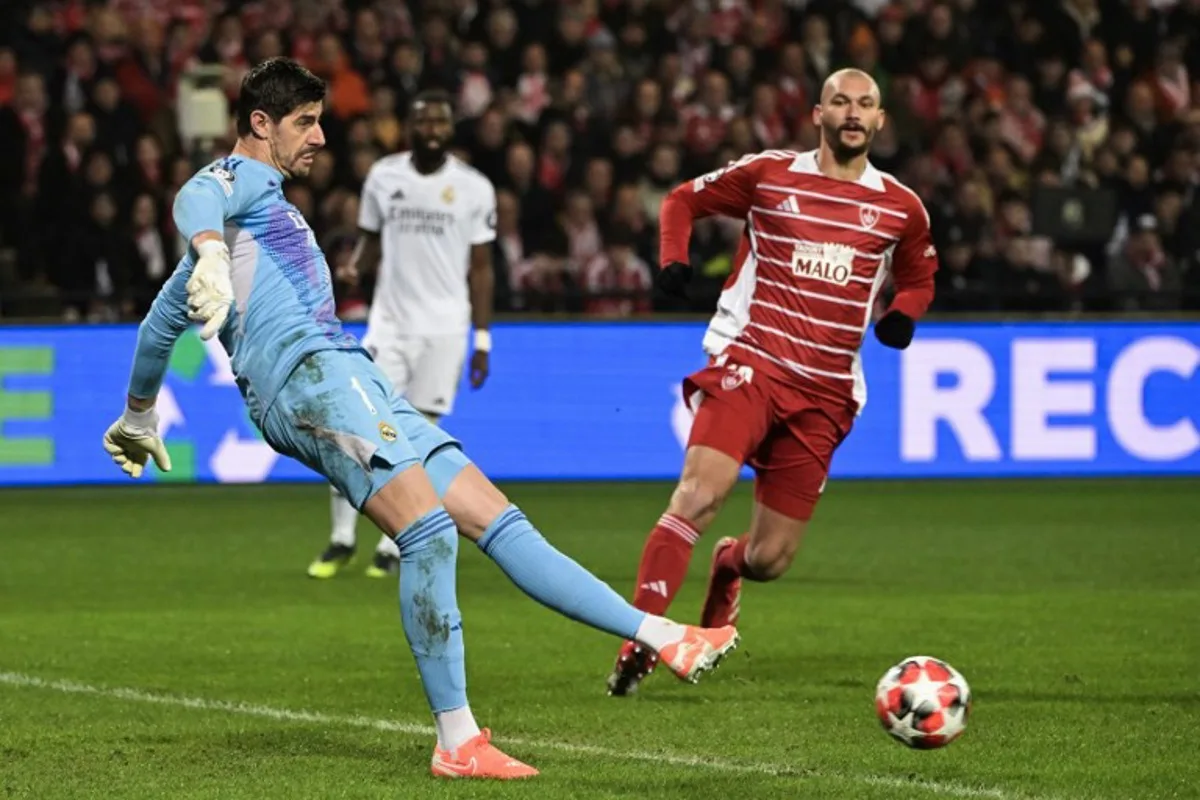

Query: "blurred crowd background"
left=2, top=0, right=1200, bottom=322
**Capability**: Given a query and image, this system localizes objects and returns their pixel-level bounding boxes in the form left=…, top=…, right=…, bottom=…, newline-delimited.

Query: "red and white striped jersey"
left=659, top=149, right=937, bottom=413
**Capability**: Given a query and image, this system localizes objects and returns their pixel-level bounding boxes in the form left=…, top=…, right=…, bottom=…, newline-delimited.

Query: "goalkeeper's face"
left=269, top=101, right=327, bottom=179
left=814, top=70, right=884, bottom=163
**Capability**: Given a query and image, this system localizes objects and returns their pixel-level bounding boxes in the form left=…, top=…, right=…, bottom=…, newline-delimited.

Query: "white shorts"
left=365, top=333, right=468, bottom=417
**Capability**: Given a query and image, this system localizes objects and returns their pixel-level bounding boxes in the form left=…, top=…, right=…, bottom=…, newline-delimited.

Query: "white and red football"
left=875, top=656, right=972, bottom=749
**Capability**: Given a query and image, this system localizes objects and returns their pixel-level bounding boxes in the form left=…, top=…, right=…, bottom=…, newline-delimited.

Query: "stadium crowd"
left=1, top=0, right=1199, bottom=321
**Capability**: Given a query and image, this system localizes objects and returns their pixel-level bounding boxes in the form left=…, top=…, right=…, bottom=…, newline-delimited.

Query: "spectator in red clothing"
left=708, top=0, right=748, bottom=48
left=559, top=189, right=603, bottom=275
left=1150, top=42, right=1191, bottom=121
left=684, top=70, right=733, bottom=156
left=625, top=78, right=662, bottom=149
left=581, top=225, right=653, bottom=317
left=1073, top=38, right=1114, bottom=103
left=111, top=17, right=175, bottom=125
left=514, top=42, right=551, bottom=126
left=0, top=47, right=16, bottom=106
left=458, top=41, right=494, bottom=120
left=775, top=43, right=808, bottom=129
left=1, top=71, right=49, bottom=198
left=310, top=32, right=371, bottom=120
left=510, top=218, right=572, bottom=312
left=998, top=75, right=1046, bottom=164
left=537, top=118, right=573, bottom=195
left=677, top=11, right=714, bottom=83
left=932, top=119, right=975, bottom=181
left=909, top=52, right=966, bottom=127
left=749, top=84, right=787, bottom=149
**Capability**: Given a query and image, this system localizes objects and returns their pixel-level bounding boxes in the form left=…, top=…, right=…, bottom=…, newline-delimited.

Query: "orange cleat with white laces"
left=658, top=624, right=740, bottom=684
left=700, top=537, right=742, bottom=628
left=430, top=729, right=539, bottom=780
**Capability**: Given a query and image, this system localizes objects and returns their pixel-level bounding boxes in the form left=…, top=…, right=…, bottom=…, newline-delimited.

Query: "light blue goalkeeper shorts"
left=259, top=349, right=471, bottom=510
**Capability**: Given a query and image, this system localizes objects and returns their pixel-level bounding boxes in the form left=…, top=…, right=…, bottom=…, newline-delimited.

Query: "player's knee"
left=440, top=462, right=508, bottom=542
left=362, top=463, right=441, bottom=536
left=397, top=506, right=458, bottom=555
left=667, top=477, right=727, bottom=526
left=743, top=537, right=797, bottom=582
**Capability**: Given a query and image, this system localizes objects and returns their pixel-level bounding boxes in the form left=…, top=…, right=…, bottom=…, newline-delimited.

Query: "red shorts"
left=683, top=358, right=855, bottom=521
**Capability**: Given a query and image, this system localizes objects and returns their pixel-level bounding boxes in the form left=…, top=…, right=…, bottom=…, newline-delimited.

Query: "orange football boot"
left=658, top=624, right=740, bottom=684
left=430, top=729, right=538, bottom=779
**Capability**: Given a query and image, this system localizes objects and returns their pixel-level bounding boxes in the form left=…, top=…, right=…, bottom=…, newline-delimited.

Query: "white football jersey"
left=359, top=152, right=497, bottom=337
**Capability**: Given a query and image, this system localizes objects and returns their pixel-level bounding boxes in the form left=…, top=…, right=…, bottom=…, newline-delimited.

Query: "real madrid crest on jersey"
left=441, top=186, right=455, bottom=204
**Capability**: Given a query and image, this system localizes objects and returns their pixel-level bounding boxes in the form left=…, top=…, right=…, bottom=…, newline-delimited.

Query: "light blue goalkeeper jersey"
left=127, top=155, right=361, bottom=421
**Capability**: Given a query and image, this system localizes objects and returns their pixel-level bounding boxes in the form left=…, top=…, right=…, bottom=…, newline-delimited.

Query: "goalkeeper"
left=101, top=58, right=737, bottom=780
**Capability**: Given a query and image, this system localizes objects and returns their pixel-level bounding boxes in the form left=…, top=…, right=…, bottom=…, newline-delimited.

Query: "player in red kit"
left=606, top=69, right=938, bottom=696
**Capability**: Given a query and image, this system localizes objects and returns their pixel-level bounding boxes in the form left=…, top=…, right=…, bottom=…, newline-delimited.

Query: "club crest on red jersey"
left=721, top=364, right=754, bottom=391
left=859, top=204, right=881, bottom=229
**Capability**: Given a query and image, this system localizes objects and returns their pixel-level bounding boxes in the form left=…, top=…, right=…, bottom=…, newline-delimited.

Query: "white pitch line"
left=0, top=671, right=1027, bottom=800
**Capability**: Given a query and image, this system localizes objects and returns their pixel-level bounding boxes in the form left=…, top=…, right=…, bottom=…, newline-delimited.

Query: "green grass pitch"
left=1, top=478, right=1197, bottom=799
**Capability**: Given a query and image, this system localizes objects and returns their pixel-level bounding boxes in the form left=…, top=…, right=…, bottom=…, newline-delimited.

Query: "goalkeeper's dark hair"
left=409, top=89, right=454, bottom=119
left=236, top=58, right=327, bottom=137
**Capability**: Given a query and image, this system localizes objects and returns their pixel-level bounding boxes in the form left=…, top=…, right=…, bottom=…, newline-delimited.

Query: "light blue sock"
left=393, top=508, right=467, bottom=714
left=477, top=505, right=647, bottom=640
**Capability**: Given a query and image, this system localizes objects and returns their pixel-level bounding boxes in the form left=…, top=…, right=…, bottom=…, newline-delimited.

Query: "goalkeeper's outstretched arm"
left=102, top=271, right=189, bottom=478
left=125, top=171, right=233, bottom=410
left=104, top=163, right=245, bottom=476
left=126, top=268, right=193, bottom=411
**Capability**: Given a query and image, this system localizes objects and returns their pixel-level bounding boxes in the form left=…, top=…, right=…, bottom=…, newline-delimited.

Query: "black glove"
left=656, top=261, right=693, bottom=298
left=874, top=310, right=916, bottom=350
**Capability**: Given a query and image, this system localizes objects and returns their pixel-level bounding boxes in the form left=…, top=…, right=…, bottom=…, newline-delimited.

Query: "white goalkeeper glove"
left=186, top=239, right=234, bottom=341
left=102, top=406, right=172, bottom=479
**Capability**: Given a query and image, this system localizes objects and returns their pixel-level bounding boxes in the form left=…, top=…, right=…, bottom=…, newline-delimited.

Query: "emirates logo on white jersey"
left=789, top=241, right=856, bottom=286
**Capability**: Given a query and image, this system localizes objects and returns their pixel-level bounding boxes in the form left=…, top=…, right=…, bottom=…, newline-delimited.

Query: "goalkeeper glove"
left=102, top=406, right=172, bottom=479
left=656, top=261, right=693, bottom=298
left=186, top=239, right=234, bottom=341
left=874, top=310, right=916, bottom=350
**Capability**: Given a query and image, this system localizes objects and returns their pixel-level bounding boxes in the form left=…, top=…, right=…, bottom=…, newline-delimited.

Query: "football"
left=875, top=656, right=971, bottom=749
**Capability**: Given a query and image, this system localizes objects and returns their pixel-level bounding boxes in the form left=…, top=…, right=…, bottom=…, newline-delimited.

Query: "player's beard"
left=270, top=137, right=317, bottom=179
left=821, top=118, right=875, bottom=163
left=289, top=148, right=319, bottom=178
left=412, top=137, right=450, bottom=171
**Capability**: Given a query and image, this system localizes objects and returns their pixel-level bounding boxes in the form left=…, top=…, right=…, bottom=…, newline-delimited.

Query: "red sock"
left=630, top=513, right=700, bottom=615
left=716, top=533, right=750, bottom=578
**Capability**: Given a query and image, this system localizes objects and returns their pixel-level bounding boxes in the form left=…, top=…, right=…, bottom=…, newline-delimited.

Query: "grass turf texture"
left=1, top=479, right=1197, bottom=799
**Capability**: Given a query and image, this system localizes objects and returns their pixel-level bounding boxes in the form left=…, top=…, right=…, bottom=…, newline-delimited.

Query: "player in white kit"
left=308, top=90, right=497, bottom=578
